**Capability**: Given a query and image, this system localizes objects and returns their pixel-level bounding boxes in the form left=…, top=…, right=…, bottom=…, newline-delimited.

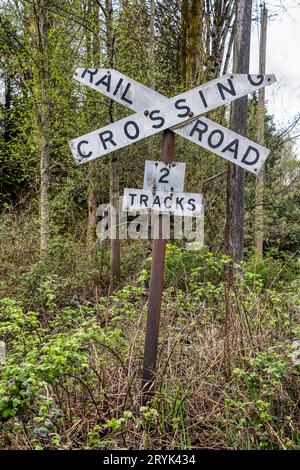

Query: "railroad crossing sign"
left=70, top=68, right=276, bottom=173
left=68, top=68, right=276, bottom=401
left=123, top=161, right=202, bottom=217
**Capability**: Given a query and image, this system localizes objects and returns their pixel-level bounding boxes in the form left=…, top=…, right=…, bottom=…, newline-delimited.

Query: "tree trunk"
left=180, top=0, right=189, bottom=87
left=206, top=0, right=235, bottom=79
left=108, top=157, right=120, bottom=296
left=224, top=0, right=252, bottom=264
left=86, top=1, right=100, bottom=251
left=222, top=26, right=234, bottom=75
left=147, top=0, right=156, bottom=160
left=4, top=75, right=11, bottom=143
left=255, top=4, right=267, bottom=260
left=149, top=0, right=156, bottom=91
left=105, top=0, right=120, bottom=294
left=87, top=162, right=98, bottom=249
left=223, top=0, right=252, bottom=378
left=187, top=0, right=203, bottom=87
left=40, top=133, right=50, bottom=252
left=36, top=0, right=51, bottom=252
left=181, top=0, right=203, bottom=88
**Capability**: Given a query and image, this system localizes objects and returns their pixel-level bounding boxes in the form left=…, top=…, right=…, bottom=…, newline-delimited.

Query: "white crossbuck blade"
left=70, top=69, right=276, bottom=173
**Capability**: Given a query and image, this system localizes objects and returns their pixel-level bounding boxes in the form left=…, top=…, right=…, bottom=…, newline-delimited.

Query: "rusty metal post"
left=141, top=129, right=175, bottom=402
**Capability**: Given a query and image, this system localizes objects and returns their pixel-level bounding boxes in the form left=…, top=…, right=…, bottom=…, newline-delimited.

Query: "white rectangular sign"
left=123, top=188, right=203, bottom=217
left=69, top=73, right=275, bottom=169
left=143, top=161, right=186, bottom=192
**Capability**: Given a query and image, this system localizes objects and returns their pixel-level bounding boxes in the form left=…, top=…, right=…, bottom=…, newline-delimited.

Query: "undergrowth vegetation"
left=1, top=0, right=300, bottom=454
left=0, top=217, right=299, bottom=450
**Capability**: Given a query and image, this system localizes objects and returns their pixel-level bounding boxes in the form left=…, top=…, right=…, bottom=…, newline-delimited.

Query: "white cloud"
left=250, top=1, right=300, bottom=155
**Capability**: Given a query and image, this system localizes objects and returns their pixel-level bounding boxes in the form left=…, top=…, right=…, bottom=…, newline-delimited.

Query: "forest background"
left=0, top=0, right=299, bottom=450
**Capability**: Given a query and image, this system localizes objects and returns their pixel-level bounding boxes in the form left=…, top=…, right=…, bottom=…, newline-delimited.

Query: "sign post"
left=122, top=148, right=202, bottom=401
left=142, top=129, right=175, bottom=399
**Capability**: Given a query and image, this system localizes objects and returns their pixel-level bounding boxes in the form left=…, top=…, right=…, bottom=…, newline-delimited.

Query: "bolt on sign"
left=70, top=69, right=276, bottom=173
left=69, top=68, right=276, bottom=400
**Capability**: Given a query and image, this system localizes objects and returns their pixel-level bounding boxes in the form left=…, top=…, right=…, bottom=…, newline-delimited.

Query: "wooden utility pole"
left=255, top=3, right=268, bottom=260
left=224, top=0, right=252, bottom=378
left=224, top=0, right=252, bottom=264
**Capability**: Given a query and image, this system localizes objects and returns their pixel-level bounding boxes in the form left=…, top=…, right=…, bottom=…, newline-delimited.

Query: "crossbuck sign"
left=68, top=67, right=276, bottom=399
left=69, top=69, right=276, bottom=173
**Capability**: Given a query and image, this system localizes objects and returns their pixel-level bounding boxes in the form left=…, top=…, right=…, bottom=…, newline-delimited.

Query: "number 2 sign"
left=143, top=160, right=186, bottom=192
